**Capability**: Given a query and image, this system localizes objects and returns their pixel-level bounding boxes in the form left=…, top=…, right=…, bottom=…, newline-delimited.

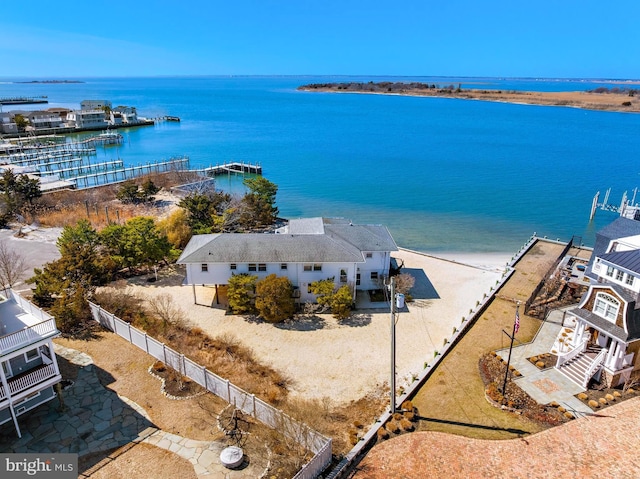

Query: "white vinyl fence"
left=89, top=302, right=332, bottom=479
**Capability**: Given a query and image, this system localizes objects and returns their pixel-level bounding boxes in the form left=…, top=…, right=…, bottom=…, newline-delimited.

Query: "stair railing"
left=556, top=338, right=587, bottom=368
left=582, top=348, right=608, bottom=388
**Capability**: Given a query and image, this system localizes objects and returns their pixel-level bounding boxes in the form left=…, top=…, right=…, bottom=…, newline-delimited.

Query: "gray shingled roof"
left=599, top=250, right=640, bottom=275
left=324, top=224, right=398, bottom=252
left=570, top=308, right=628, bottom=341
left=179, top=218, right=398, bottom=265
left=177, top=233, right=365, bottom=264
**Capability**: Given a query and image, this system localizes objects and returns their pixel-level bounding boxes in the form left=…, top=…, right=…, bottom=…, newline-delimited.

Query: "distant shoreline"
left=14, top=80, right=85, bottom=84
left=298, top=82, right=640, bottom=113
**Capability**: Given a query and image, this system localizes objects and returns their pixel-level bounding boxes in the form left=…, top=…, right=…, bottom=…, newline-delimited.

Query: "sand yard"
left=111, top=248, right=509, bottom=404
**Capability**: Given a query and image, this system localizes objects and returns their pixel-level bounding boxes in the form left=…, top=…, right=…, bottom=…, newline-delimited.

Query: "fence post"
left=226, top=379, right=231, bottom=402
left=180, top=354, right=185, bottom=376
left=162, top=343, right=167, bottom=365
left=128, top=323, right=133, bottom=343
left=144, top=333, right=148, bottom=354
left=252, top=394, right=256, bottom=418
left=202, top=366, right=208, bottom=391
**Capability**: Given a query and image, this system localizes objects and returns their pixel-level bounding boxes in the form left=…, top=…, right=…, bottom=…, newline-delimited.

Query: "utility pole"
left=390, top=276, right=396, bottom=414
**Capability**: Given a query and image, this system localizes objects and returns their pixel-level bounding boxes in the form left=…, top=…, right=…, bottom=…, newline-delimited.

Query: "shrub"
left=255, top=274, right=295, bottom=323
left=377, top=427, right=389, bottom=440
left=227, top=273, right=257, bottom=314
left=577, top=393, right=588, bottom=400
left=598, top=398, right=608, bottom=405
left=613, top=391, right=622, bottom=397
left=536, top=361, right=545, bottom=368
left=385, top=420, right=401, bottom=434
left=401, top=400, right=413, bottom=411
left=564, top=411, right=574, bottom=419
left=605, top=394, right=615, bottom=401
left=400, top=418, right=414, bottom=431
left=557, top=406, right=566, bottom=413
left=403, top=411, right=415, bottom=421
left=588, top=400, right=599, bottom=408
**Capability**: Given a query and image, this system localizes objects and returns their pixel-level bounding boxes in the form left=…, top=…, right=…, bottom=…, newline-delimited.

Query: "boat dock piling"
left=71, top=157, right=190, bottom=189
left=590, top=187, right=640, bottom=221
left=197, top=162, right=262, bottom=177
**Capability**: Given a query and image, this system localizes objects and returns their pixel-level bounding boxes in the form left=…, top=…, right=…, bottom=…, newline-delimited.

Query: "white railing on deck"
left=89, top=302, right=332, bottom=479
left=583, top=348, right=608, bottom=388
left=0, top=384, right=5, bottom=400
left=8, top=364, right=58, bottom=396
left=0, top=318, right=58, bottom=354
left=556, top=339, right=587, bottom=368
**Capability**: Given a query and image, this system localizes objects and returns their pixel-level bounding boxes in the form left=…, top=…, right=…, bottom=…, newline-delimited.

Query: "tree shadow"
left=275, top=315, right=326, bottom=331
left=339, top=313, right=372, bottom=327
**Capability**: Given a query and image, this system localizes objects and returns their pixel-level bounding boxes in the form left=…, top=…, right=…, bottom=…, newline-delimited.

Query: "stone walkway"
left=495, top=307, right=593, bottom=416
left=0, top=345, right=268, bottom=478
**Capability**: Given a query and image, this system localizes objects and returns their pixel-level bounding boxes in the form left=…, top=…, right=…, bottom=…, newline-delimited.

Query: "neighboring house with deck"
left=558, top=217, right=640, bottom=388
left=0, top=288, right=62, bottom=437
left=177, top=217, right=398, bottom=304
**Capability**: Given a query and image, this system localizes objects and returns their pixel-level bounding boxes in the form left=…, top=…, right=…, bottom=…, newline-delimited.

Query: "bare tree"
left=0, top=240, right=27, bottom=289
left=395, top=272, right=415, bottom=295
left=146, top=294, right=186, bottom=328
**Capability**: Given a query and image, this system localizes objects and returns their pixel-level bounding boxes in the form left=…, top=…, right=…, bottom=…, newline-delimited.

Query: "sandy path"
left=122, top=248, right=508, bottom=404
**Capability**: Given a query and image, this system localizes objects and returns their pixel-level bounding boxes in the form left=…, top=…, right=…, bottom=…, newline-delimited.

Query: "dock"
left=0, top=96, right=48, bottom=105
left=197, top=162, right=262, bottom=177
left=590, top=187, right=640, bottom=221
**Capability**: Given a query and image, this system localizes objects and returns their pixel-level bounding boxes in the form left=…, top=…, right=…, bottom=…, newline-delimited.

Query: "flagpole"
left=501, top=302, right=520, bottom=404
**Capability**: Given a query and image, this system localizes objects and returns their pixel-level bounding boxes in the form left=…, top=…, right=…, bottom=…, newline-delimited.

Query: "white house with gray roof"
left=558, top=218, right=640, bottom=388
left=177, top=217, right=398, bottom=304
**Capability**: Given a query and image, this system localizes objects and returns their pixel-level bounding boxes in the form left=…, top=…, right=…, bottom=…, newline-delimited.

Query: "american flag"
left=514, top=306, right=520, bottom=334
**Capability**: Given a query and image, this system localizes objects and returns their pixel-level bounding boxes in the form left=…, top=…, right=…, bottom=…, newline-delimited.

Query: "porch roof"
left=570, top=308, right=628, bottom=342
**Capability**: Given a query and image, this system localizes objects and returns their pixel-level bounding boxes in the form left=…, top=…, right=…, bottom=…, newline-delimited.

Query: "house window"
left=594, top=293, right=620, bottom=322
left=2, top=361, right=12, bottom=378
left=201, top=264, right=208, bottom=272
left=366, top=253, right=373, bottom=258
left=303, top=264, right=312, bottom=272
left=230, top=263, right=237, bottom=270
left=248, top=264, right=257, bottom=272
left=258, top=264, right=267, bottom=272
left=616, top=270, right=624, bottom=281
left=25, top=348, right=40, bottom=362
left=281, top=263, right=288, bottom=270
left=371, top=272, right=379, bottom=280
left=313, top=264, right=322, bottom=272
left=340, top=269, right=347, bottom=283
left=606, top=266, right=614, bottom=277
left=356, top=273, right=361, bottom=285
left=626, top=274, right=634, bottom=286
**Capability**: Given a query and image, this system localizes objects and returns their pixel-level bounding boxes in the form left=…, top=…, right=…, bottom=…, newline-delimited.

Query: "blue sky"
left=2, top=0, right=638, bottom=78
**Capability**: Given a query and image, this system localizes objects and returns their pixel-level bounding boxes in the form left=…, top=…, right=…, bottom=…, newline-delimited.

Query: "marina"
left=0, top=96, right=48, bottom=105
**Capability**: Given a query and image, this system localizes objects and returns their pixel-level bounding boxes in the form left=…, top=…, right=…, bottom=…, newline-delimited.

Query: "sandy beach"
left=116, top=247, right=509, bottom=404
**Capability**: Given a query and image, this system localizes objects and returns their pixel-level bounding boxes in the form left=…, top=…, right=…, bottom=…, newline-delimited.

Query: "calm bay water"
left=2, top=76, right=639, bottom=253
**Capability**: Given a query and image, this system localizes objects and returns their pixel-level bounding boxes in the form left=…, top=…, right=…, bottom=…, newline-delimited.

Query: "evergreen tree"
left=255, top=274, right=295, bottom=322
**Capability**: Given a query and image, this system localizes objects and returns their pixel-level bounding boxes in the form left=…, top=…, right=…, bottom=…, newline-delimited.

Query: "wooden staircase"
left=557, top=345, right=605, bottom=388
